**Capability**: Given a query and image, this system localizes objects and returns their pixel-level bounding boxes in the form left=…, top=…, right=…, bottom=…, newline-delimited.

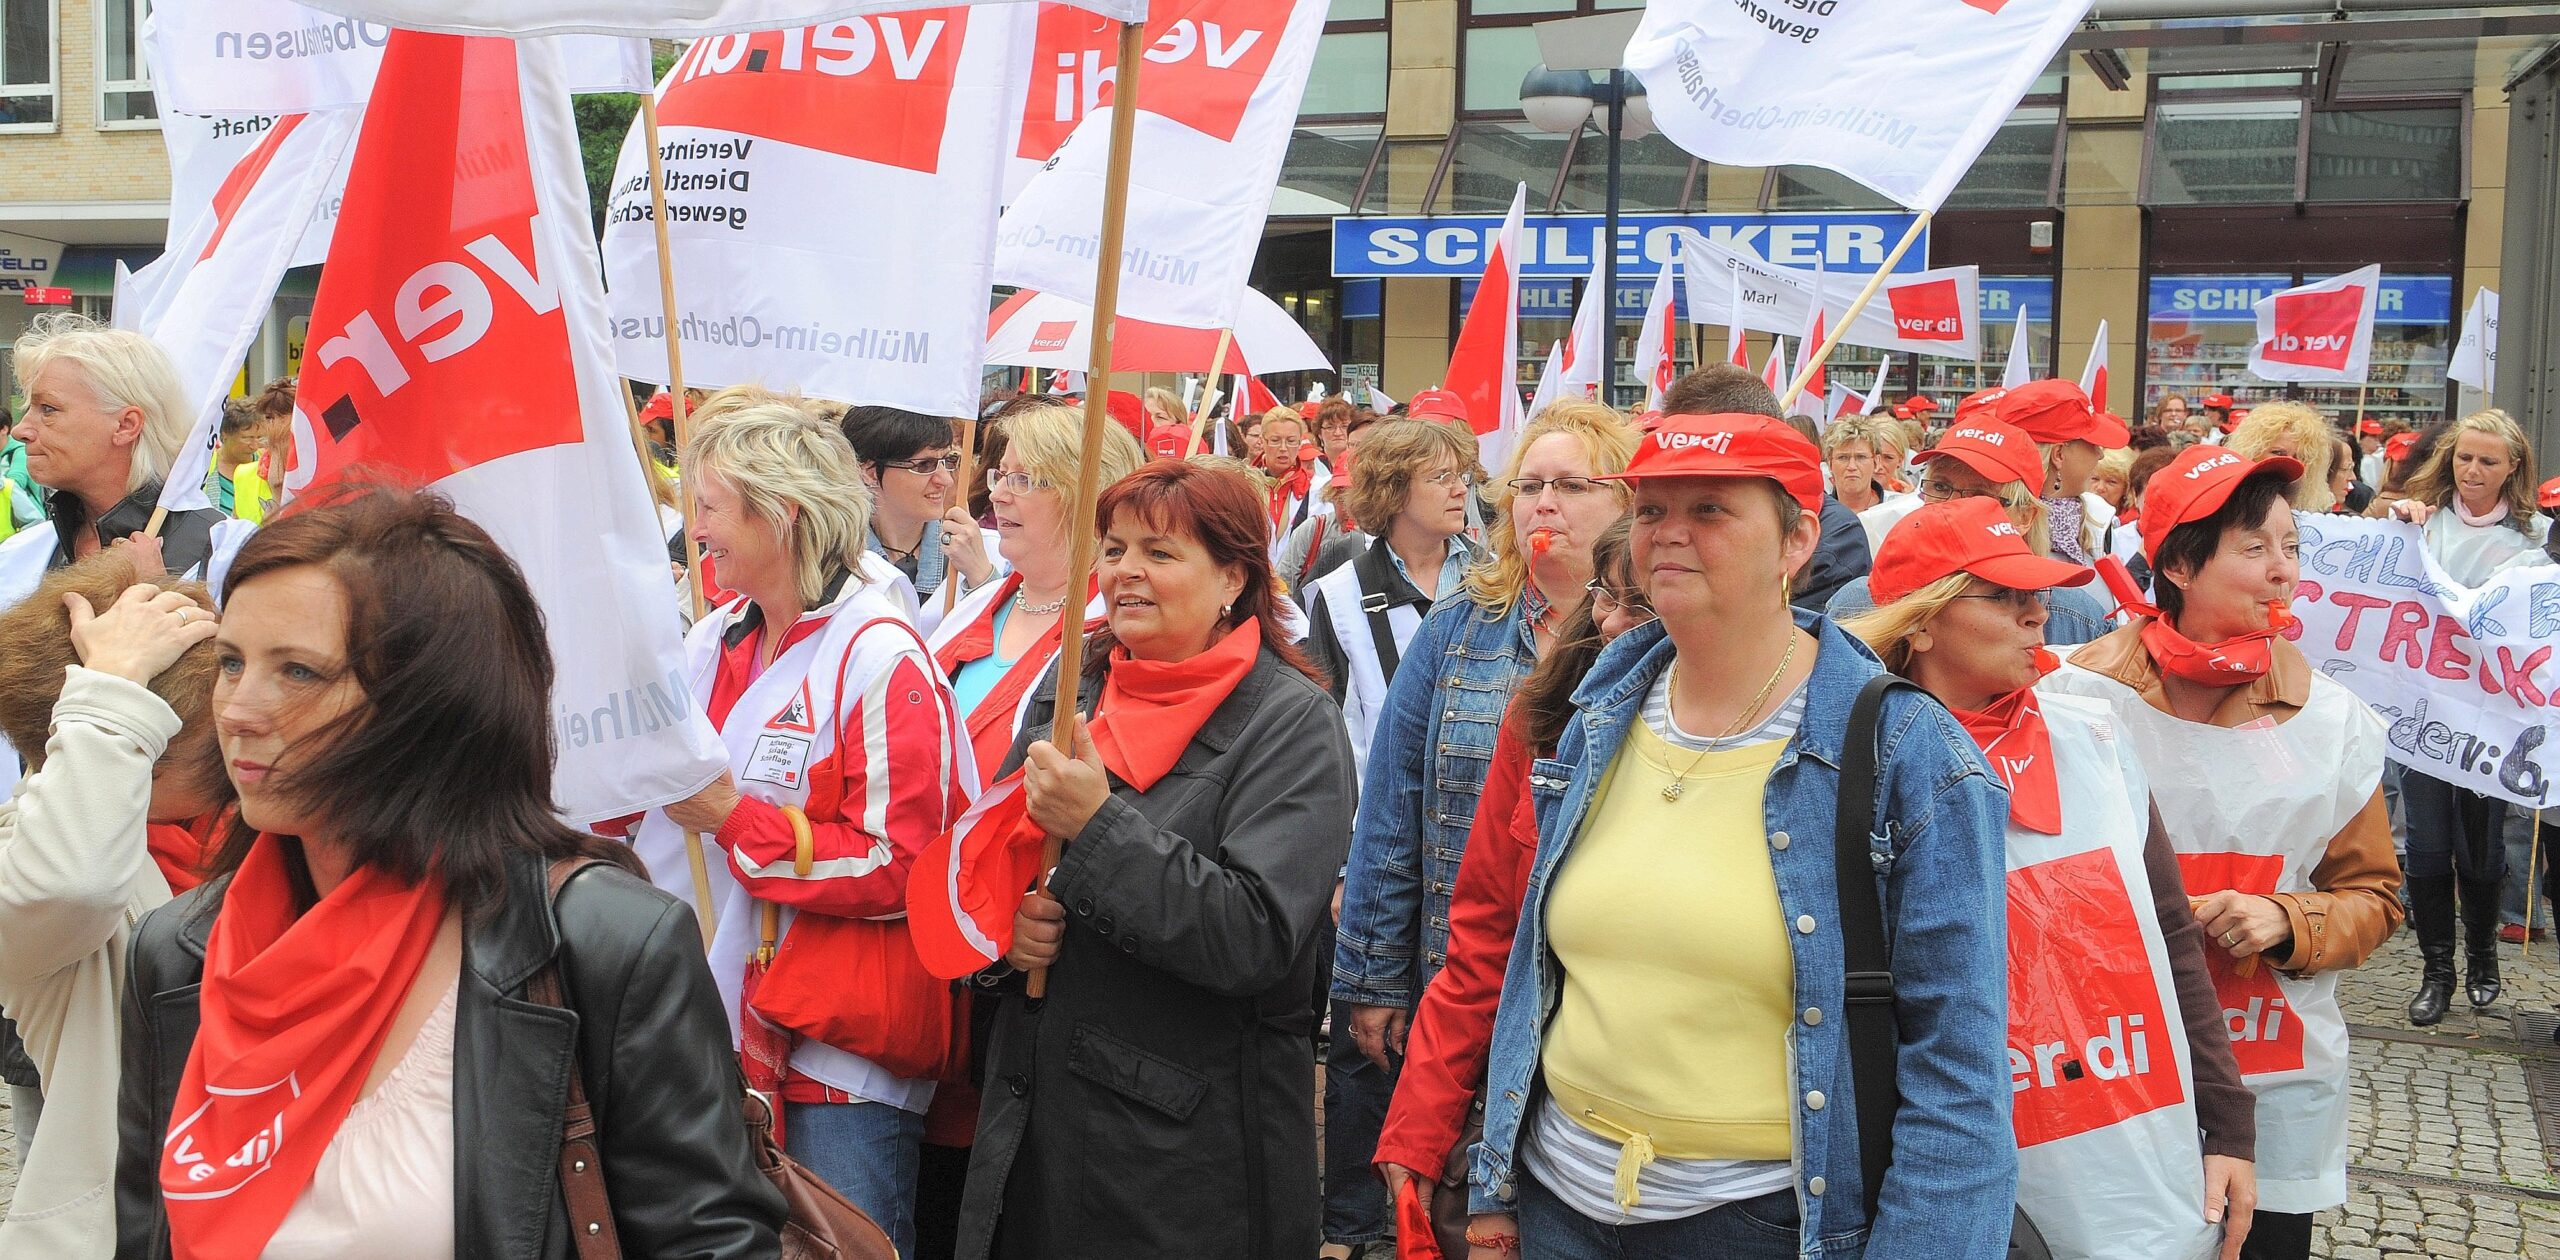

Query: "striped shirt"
left=1521, top=666, right=1808, bottom=1224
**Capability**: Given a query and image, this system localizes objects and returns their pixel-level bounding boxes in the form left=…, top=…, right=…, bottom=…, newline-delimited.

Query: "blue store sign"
left=1332, top=212, right=1930, bottom=279
left=2148, top=274, right=2453, bottom=325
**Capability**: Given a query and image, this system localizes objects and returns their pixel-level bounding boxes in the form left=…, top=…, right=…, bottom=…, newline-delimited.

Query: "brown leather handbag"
left=535, top=858, right=898, bottom=1260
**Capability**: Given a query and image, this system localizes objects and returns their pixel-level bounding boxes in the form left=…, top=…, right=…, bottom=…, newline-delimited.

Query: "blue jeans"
left=1518, top=1166, right=1848, bottom=1259
left=787, top=1099, right=926, bottom=1256
left=1321, top=994, right=1394, bottom=1245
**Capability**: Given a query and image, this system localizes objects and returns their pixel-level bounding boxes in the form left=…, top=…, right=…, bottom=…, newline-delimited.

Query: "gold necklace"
left=1660, top=631, right=1798, bottom=802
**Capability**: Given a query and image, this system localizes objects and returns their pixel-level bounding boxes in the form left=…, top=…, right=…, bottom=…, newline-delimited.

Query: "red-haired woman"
left=952, top=460, right=1356, bottom=1260
left=116, top=485, right=781, bottom=1258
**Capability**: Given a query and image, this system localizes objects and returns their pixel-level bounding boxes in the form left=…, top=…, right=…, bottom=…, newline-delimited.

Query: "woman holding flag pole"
left=635, top=402, right=972, bottom=1256
left=2044, top=445, right=2402, bottom=1260
left=1841, top=498, right=2259, bottom=1260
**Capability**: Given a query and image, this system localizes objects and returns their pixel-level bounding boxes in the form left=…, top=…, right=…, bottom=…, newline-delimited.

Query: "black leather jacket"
left=116, top=850, right=784, bottom=1259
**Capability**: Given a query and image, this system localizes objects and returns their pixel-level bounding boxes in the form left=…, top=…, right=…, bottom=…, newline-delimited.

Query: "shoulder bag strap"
left=1352, top=542, right=1409, bottom=684
left=1836, top=674, right=1917, bottom=1222
left=530, top=856, right=625, bottom=1260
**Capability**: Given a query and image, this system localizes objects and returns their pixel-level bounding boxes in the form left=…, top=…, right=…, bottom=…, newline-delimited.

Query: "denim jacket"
left=1472, top=612, right=2018, bottom=1260
left=1331, top=591, right=1536, bottom=1009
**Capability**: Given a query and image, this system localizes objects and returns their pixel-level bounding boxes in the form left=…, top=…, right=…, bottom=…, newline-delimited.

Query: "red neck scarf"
left=162, top=836, right=449, bottom=1260
left=2138, top=603, right=2294, bottom=686
left=1268, top=467, right=1311, bottom=527
left=1949, top=650, right=2062, bottom=834
left=1090, top=618, right=1264, bottom=791
left=147, top=812, right=223, bottom=893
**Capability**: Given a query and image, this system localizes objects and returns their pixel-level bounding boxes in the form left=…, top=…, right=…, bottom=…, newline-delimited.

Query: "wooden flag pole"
left=943, top=417, right=979, bottom=614
left=641, top=91, right=719, bottom=947
left=1186, top=328, right=1235, bottom=457
left=1028, top=20, right=1146, bottom=1000
left=1779, top=210, right=1932, bottom=412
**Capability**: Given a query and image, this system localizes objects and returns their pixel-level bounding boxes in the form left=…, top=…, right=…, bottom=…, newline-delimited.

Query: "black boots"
left=2462, top=877, right=2504, bottom=1010
left=2407, top=875, right=2456, bottom=1027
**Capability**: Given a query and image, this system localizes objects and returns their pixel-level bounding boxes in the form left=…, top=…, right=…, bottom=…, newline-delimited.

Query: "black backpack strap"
left=1836, top=673, right=1922, bottom=1220
left=1350, top=540, right=1417, bottom=685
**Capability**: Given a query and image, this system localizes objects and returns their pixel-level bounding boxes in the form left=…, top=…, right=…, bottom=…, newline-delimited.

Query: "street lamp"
left=1521, top=63, right=1650, bottom=402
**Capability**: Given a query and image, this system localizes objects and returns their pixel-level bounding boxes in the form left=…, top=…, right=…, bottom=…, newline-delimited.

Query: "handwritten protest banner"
left=2287, top=512, right=2560, bottom=809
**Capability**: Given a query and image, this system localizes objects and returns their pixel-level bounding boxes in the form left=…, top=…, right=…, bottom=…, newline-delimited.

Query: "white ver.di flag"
left=993, top=0, right=1326, bottom=330
left=155, top=111, right=350, bottom=268
left=292, top=0, right=1144, bottom=35
left=1677, top=227, right=1981, bottom=360
left=117, top=110, right=363, bottom=515
left=602, top=13, right=1036, bottom=418
left=148, top=0, right=653, bottom=114
left=2450, top=287, right=2499, bottom=395
left=2002, top=305, right=2034, bottom=387
left=2248, top=265, right=2382, bottom=385
left=1624, top=0, right=2093, bottom=210
left=285, top=30, right=724, bottom=822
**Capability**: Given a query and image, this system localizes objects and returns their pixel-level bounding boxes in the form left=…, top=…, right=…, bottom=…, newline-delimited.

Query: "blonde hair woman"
left=1821, top=414, right=1895, bottom=514
left=2225, top=402, right=2340, bottom=513
left=9, top=312, right=213, bottom=573
left=2383, top=409, right=2545, bottom=1030
left=643, top=401, right=973, bottom=1255
left=1332, top=403, right=1632, bottom=1252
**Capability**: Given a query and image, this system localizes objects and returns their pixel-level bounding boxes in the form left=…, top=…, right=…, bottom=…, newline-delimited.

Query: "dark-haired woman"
left=954, top=460, right=1356, bottom=1260
left=1373, top=516, right=1642, bottom=1257
left=2046, top=446, right=2401, bottom=1260
left=0, top=555, right=227, bottom=1258
left=115, top=485, right=781, bottom=1259
left=842, top=405, right=999, bottom=617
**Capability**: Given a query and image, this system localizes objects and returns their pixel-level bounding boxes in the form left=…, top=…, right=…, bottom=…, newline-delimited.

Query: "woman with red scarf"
left=0, top=555, right=226, bottom=1258
left=1842, top=497, right=2257, bottom=1260
left=2043, top=446, right=2402, bottom=1260
left=115, top=485, right=779, bottom=1259
left=942, top=460, right=1355, bottom=1260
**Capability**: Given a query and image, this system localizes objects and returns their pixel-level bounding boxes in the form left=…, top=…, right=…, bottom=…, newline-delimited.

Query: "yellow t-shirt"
left=231, top=460, right=271, bottom=524
left=1541, top=720, right=1796, bottom=1171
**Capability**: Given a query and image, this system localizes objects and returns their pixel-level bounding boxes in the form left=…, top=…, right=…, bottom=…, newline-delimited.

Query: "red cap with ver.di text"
left=1594, top=412, right=1824, bottom=512
left=1914, top=418, right=2045, bottom=491
left=2138, top=445, right=2303, bottom=565
left=1869, top=496, right=2096, bottom=606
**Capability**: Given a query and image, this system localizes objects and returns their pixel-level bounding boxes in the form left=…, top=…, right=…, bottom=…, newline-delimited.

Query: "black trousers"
left=2401, top=769, right=2509, bottom=882
left=2239, top=1208, right=2314, bottom=1260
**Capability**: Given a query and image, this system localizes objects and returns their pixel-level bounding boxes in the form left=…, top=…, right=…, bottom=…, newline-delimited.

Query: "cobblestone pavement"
left=3, top=931, right=2557, bottom=1253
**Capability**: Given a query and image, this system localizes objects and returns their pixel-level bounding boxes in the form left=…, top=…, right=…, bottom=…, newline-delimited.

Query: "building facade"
left=1262, top=4, right=2548, bottom=427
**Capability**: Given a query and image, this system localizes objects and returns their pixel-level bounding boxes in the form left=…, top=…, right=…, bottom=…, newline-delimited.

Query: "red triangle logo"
left=769, top=682, right=817, bottom=733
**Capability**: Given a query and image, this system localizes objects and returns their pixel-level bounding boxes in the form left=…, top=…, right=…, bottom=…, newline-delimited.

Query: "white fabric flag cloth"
left=2002, top=305, right=2034, bottom=388
left=291, top=0, right=1140, bottom=35
left=148, top=0, right=651, bottom=113
left=993, top=0, right=1326, bottom=330
left=286, top=30, right=724, bottom=823
left=1635, top=263, right=1679, bottom=412
left=1677, top=228, right=1979, bottom=360
left=2248, top=265, right=2382, bottom=384
left=117, top=109, right=363, bottom=515
left=1523, top=340, right=1570, bottom=425
left=1624, top=0, right=2092, bottom=210
left=1555, top=254, right=1607, bottom=397
left=1859, top=353, right=1894, bottom=415
left=1367, top=384, right=1396, bottom=412
left=2079, top=318, right=2110, bottom=409
left=156, top=112, right=352, bottom=268
left=2449, top=287, right=2500, bottom=394
left=602, top=12, right=1035, bottom=418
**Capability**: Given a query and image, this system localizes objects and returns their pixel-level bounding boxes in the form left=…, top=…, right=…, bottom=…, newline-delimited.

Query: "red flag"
left=1442, top=182, right=1526, bottom=473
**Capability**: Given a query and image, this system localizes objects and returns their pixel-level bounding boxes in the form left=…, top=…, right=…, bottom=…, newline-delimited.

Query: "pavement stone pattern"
left=3, top=929, right=2558, bottom=1254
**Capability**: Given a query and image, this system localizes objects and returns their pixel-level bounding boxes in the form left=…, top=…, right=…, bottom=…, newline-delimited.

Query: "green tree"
left=569, top=46, right=679, bottom=233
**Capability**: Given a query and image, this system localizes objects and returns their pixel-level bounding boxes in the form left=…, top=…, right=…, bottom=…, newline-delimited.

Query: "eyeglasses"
left=882, top=453, right=964, bottom=476
left=986, top=469, right=1050, bottom=495
left=1918, top=477, right=1996, bottom=504
left=1506, top=476, right=1605, bottom=499
left=1422, top=470, right=1474, bottom=488
left=1951, top=587, right=2048, bottom=615
left=1586, top=581, right=1655, bottom=624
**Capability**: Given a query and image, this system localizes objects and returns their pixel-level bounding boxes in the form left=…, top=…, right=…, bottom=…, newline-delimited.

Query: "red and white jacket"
left=633, top=569, right=969, bottom=1111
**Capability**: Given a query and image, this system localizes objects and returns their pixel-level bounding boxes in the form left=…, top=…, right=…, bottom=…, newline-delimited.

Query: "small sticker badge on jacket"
left=746, top=733, right=813, bottom=790
left=769, top=682, right=817, bottom=733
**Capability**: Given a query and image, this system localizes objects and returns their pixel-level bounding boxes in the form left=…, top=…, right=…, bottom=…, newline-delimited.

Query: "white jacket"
left=0, top=668, right=181, bottom=1258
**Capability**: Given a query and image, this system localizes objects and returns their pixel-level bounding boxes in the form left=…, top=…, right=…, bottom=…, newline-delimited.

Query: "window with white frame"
left=99, top=0, right=153, bottom=125
left=0, top=0, right=55, bottom=128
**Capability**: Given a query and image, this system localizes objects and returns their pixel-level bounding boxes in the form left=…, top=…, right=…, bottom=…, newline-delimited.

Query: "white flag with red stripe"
left=1761, top=335, right=1789, bottom=397
left=1859, top=354, right=1895, bottom=417
left=1721, top=257, right=1748, bottom=368
left=285, top=0, right=1144, bottom=36
left=1637, top=263, right=1679, bottom=412
left=993, top=0, right=1327, bottom=330
left=1554, top=255, right=1606, bottom=400
left=1792, top=255, right=1828, bottom=410
left=119, top=110, right=362, bottom=516
left=2079, top=319, right=2110, bottom=411
left=1523, top=340, right=1568, bottom=423
left=147, top=0, right=653, bottom=113
left=1443, top=183, right=1527, bottom=474
left=284, top=31, right=723, bottom=823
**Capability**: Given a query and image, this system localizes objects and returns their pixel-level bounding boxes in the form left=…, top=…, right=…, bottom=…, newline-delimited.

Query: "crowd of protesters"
left=4, top=305, right=2559, bottom=1260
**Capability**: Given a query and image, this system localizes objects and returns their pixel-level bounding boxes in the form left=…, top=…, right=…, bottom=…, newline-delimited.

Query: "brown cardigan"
left=2069, top=625, right=2406, bottom=976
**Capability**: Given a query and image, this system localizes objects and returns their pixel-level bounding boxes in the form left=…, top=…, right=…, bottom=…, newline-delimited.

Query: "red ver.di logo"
left=2260, top=286, right=2365, bottom=371
left=2006, top=850, right=2187, bottom=1147
left=2176, top=850, right=2308, bottom=1077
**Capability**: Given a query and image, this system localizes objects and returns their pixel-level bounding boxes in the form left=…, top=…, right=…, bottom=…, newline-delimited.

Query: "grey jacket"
left=959, top=648, right=1356, bottom=1260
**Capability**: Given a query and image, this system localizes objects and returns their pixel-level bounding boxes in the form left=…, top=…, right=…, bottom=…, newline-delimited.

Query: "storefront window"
left=1303, top=30, right=1386, bottom=118
left=1441, top=121, right=1570, bottom=212
left=1276, top=125, right=1382, bottom=215
left=1944, top=106, right=2060, bottom=209
left=1462, top=24, right=1544, bottom=114
left=2142, top=273, right=2451, bottom=427
left=2307, top=107, right=2461, bottom=201
left=1555, top=131, right=1693, bottom=213
left=1767, top=165, right=1895, bottom=211
left=2148, top=99, right=2302, bottom=204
